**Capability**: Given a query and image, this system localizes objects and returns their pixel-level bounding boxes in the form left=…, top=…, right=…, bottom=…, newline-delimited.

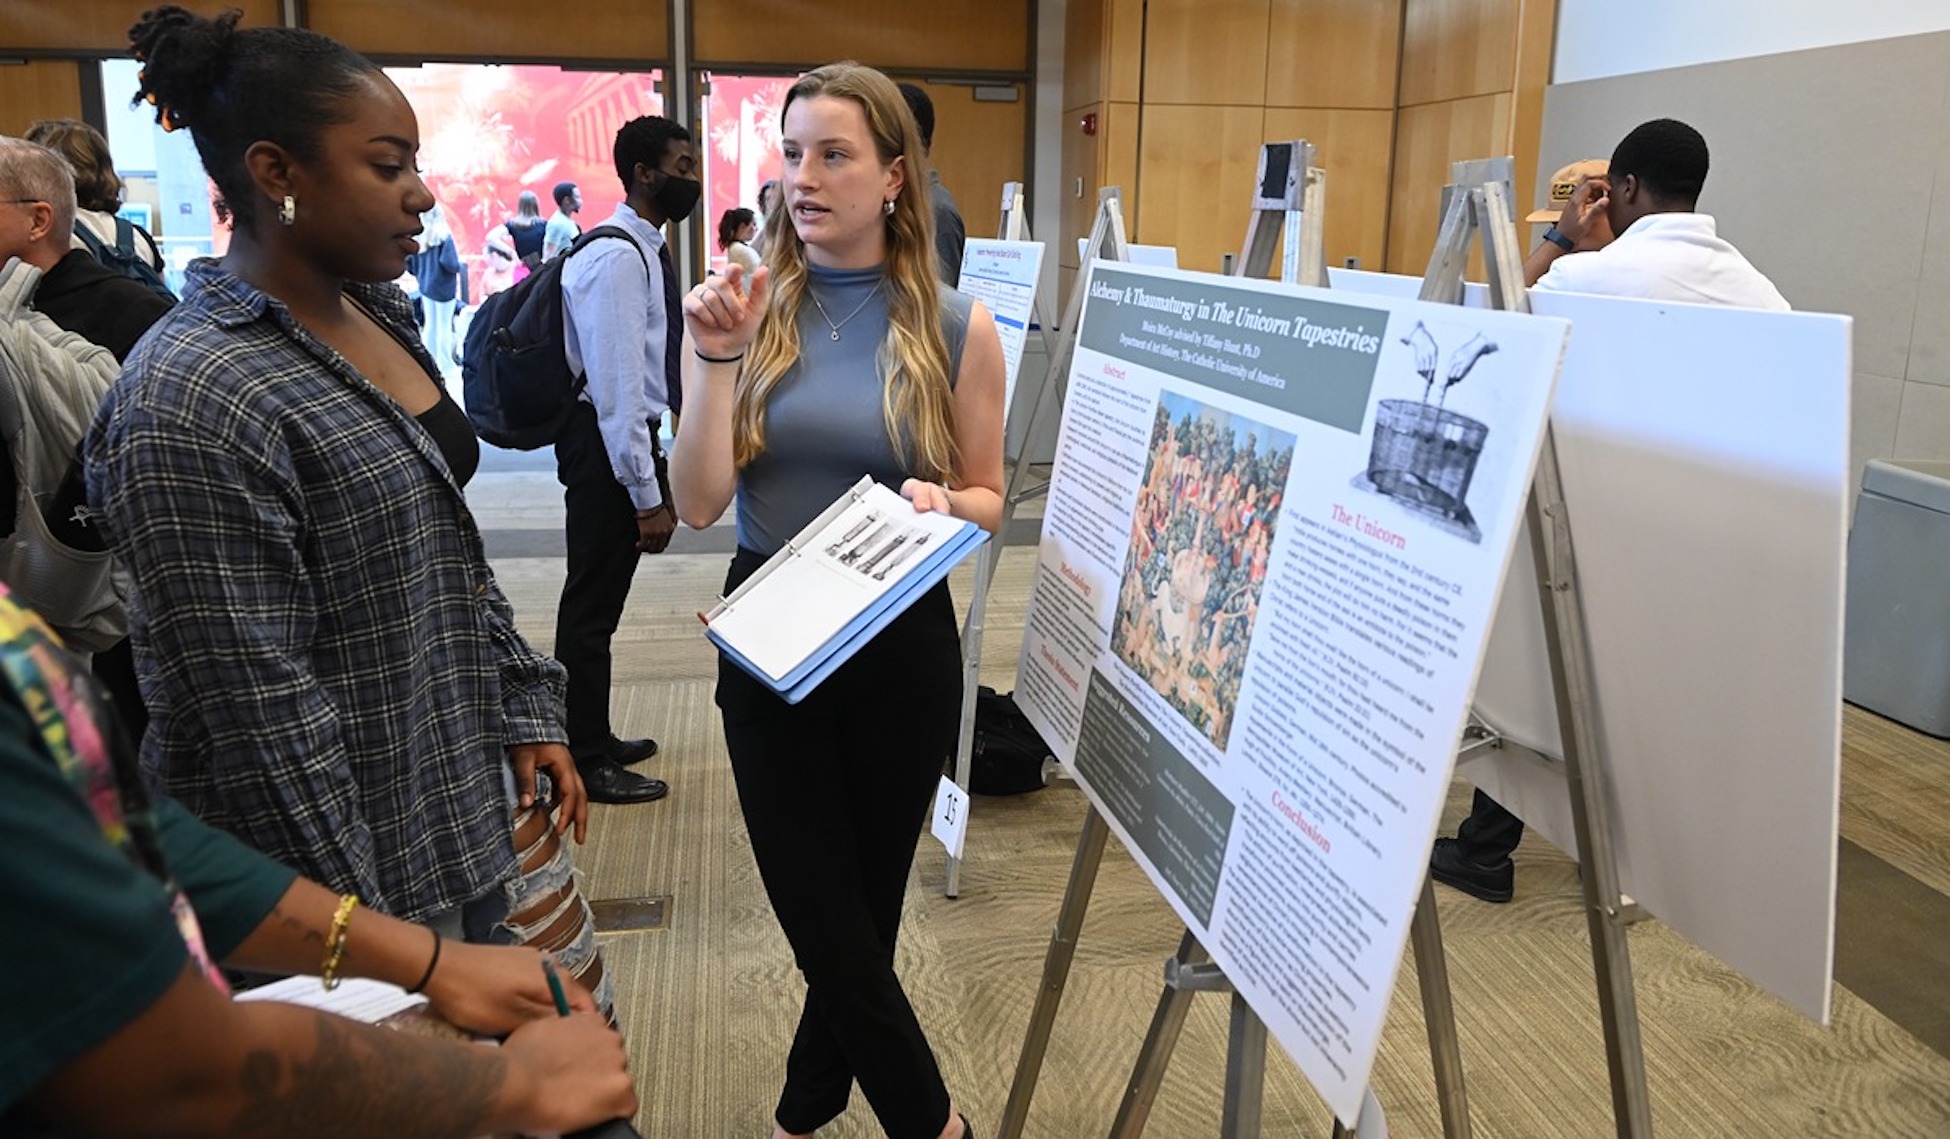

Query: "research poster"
left=1014, top=261, right=1568, bottom=1124
left=957, top=238, right=1045, bottom=417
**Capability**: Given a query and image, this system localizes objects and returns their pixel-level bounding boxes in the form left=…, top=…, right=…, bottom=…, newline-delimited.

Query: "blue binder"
left=704, top=476, right=988, bottom=703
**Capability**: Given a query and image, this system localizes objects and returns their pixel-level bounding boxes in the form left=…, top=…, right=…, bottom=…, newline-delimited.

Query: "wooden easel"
left=943, top=187, right=1131, bottom=897
left=1235, top=139, right=1326, bottom=285
left=1420, top=156, right=1656, bottom=1137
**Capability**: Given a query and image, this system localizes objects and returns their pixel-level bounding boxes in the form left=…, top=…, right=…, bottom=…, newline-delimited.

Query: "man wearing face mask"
left=553, top=114, right=701, bottom=805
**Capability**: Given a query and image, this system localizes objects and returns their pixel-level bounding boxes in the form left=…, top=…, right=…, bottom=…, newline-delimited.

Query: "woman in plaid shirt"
left=86, top=8, right=590, bottom=951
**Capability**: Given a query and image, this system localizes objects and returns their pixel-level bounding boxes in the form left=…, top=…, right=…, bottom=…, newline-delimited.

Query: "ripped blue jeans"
left=428, top=769, right=614, bottom=1018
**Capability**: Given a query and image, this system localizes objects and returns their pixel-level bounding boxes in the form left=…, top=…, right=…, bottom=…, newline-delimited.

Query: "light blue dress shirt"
left=561, top=202, right=669, bottom=510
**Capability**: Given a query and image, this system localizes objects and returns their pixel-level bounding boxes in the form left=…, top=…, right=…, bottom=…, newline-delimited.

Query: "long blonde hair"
left=734, top=62, right=958, bottom=484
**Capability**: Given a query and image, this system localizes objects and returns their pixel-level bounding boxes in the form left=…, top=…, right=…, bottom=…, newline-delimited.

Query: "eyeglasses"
left=1, top=199, right=46, bottom=206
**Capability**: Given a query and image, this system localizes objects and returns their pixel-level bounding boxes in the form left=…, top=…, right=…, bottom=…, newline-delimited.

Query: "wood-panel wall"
left=0, top=60, right=85, bottom=137
left=888, top=77, right=1027, bottom=255
left=1264, top=106, right=1395, bottom=271
left=1063, top=0, right=1402, bottom=280
left=1058, top=0, right=1142, bottom=301
left=1060, top=0, right=1553, bottom=281
left=1386, top=0, right=1553, bottom=272
left=1142, top=0, right=1270, bottom=106
left=1136, top=103, right=1270, bottom=268
left=694, top=0, right=1029, bottom=73
left=1054, top=99, right=1140, bottom=305
left=1390, top=93, right=1511, bottom=277
left=1266, top=0, right=1402, bottom=110
left=1, top=1, right=281, bottom=53
left=311, top=0, right=666, bottom=61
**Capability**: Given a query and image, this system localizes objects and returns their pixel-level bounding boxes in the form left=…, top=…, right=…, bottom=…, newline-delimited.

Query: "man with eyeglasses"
left=2, top=139, right=172, bottom=361
left=0, top=136, right=171, bottom=739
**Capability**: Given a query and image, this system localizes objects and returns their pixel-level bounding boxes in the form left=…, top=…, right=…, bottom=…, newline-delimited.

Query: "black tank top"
left=416, top=389, right=480, bottom=488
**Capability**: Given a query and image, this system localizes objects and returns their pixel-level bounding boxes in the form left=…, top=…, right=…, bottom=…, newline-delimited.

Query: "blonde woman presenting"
left=671, top=61, right=1002, bottom=1139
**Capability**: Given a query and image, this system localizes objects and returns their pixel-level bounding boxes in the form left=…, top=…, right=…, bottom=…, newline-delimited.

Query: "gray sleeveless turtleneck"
left=735, top=264, right=975, bottom=555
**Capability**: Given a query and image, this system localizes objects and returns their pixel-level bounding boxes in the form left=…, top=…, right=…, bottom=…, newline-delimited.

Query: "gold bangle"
left=322, top=893, right=359, bottom=991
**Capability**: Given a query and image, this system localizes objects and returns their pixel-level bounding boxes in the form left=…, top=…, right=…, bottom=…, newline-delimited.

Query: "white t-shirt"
left=544, top=211, right=580, bottom=260
left=725, top=240, right=761, bottom=276
left=1531, top=213, right=1789, bottom=311
left=70, top=208, right=165, bottom=271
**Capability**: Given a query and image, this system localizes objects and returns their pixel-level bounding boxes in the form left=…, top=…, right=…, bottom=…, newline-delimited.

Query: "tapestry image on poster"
left=1110, top=390, right=1295, bottom=750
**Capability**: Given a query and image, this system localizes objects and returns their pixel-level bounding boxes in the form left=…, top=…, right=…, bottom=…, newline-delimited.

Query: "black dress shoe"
left=578, top=759, right=668, bottom=804
left=605, top=736, right=659, bottom=767
left=1430, top=837, right=1514, bottom=903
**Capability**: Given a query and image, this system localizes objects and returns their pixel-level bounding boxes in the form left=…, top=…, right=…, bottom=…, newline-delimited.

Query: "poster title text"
left=1090, top=281, right=1383, bottom=354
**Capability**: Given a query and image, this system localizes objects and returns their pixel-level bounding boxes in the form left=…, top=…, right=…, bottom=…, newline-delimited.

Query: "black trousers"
left=554, top=401, right=654, bottom=756
left=717, top=548, right=961, bottom=1138
left=1456, top=788, right=1525, bottom=864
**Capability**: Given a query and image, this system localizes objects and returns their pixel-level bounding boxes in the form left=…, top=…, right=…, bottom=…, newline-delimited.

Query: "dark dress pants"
left=717, top=548, right=960, bottom=1138
left=554, top=401, right=647, bottom=755
left=1456, top=787, right=1525, bottom=864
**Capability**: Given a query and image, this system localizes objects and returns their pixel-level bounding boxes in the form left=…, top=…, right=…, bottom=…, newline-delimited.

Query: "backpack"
left=970, top=686, right=1056, bottom=795
left=461, top=226, right=646, bottom=450
left=73, top=217, right=175, bottom=303
left=0, top=275, right=125, bottom=653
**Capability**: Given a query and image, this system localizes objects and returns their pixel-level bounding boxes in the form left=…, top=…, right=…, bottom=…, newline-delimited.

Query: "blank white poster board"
left=1014, top=261, right=1569, bottom=1124
left=1078, top=239, right=1180, bottom=268
left=1328, top=266, right=1851, bottom=1023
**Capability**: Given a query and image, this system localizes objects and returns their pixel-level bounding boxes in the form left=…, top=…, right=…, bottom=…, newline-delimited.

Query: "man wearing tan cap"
left=1529, top=119, right=1787, bottom=308
left=1434, top=118, right=1790, bottom=905
left=1521, top=157, right=1611, bottom=286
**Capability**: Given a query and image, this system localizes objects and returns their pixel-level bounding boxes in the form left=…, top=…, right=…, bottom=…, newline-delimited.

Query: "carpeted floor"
left=472, top=470, right=1950, bottom=1139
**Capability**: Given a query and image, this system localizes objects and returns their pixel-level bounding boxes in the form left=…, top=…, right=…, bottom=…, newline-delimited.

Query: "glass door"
left=698, top=71, right=793, bottom=274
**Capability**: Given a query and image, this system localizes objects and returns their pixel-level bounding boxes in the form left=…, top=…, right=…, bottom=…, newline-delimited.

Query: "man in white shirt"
left=1526, top=118, right=1788, bottom=309
left=543, top=181, right=582, bottom=262
left=1433, top=118, right=1790, bottom=904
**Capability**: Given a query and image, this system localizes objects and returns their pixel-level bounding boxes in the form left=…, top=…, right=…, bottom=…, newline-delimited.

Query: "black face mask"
left=654, top=174, right=702, bottom=223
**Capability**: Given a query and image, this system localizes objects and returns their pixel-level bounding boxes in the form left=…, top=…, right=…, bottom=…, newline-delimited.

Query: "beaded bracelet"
left=321, top=893, right=359, bottom=991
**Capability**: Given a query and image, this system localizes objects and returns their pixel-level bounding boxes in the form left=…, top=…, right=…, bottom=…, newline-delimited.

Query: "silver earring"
left=883, top=199, right=895, bottom=217
left=278, top=195, right=296, bottom=226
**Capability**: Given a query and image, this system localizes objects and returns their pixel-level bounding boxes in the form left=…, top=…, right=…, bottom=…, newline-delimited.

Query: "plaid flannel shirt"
left=85, top=259, right=567, bottom=922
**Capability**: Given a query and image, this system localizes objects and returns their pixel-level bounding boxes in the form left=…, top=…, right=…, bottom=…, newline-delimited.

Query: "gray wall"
left=1538, top=31, right=1950, bottom=495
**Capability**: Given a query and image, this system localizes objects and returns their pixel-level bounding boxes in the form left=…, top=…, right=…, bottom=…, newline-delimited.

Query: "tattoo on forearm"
left=273, top=904, right=326, bottom=949
left=233, top=1014, right=504, bottom=1138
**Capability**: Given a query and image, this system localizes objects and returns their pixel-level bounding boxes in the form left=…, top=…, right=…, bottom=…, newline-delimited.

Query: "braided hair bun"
left=125, top=5, right=380, bottom=228
left=130, top=6, right=242, bottom=135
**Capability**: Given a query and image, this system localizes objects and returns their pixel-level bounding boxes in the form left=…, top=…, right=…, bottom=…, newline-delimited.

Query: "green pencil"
left=541, top=956, right=572, bottom=1016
